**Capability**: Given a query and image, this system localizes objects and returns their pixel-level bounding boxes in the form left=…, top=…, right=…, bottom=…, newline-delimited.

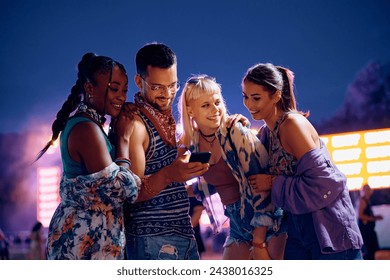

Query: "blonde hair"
left=178, top=74, right=227, bottom=148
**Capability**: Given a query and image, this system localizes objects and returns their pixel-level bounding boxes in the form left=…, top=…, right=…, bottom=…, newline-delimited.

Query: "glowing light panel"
left=322, top=128, right=390, bottom=190
left=37, top=167, right=61, bottom=227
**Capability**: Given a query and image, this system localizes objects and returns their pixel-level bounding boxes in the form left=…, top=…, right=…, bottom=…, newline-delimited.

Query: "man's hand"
left=112, top=102, right=138, bottom=142
left=166, top=153, right=209, bottom=183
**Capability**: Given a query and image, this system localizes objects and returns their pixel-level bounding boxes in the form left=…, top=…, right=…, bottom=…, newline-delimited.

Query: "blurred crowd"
left=0, top=222, right=46, bottom=260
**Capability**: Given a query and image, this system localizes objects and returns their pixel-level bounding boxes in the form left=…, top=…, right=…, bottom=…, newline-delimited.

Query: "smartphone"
left=189, top=152, right=211, bottom=163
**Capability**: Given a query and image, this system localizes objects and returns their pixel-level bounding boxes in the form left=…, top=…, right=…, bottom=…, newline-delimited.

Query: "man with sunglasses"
left=115, top=42, right=209, bottom=260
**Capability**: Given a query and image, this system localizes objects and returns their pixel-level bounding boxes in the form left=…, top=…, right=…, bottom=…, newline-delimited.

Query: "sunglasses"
left=186, top=75, right=215, bottom=84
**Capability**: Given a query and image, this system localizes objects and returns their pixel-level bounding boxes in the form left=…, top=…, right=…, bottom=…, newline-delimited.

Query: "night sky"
left=1, top=0, right=390, bottom=253
left=1, top=0, right=390, bottom=134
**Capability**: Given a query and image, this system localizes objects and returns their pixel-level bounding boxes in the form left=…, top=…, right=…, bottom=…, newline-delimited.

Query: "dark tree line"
left=315, top=61, right=390, bottom=134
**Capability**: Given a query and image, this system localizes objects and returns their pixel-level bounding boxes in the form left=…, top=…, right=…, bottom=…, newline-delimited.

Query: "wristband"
left=252, top=241, right=268, bottom=249
left=115, top=157, right=132, bottom=167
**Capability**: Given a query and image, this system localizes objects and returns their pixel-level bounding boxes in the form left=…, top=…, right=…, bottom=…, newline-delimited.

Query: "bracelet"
left=252, top=241, right=268, bottom=249
left=141, top=176, right=160, bottom=196
left=115, top=157, right=132, bottom=167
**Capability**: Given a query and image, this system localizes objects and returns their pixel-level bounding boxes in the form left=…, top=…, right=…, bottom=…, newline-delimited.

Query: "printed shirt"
left=47, top=162, right=139, bottom=259
left=47, top=116, right=140, bottom=259
left=123, top=112, right=194, bottom=238
left=191, top=121, right=284, bottom=232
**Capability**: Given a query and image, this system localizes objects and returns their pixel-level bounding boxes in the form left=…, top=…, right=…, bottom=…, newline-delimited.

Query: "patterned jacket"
left=47, top=163, right=139, bottom=259
left=191, top=121, right=283, bottom=232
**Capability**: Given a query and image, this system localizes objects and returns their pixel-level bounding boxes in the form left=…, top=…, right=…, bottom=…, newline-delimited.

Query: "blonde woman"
left=178, top=75, right=286, bottom=259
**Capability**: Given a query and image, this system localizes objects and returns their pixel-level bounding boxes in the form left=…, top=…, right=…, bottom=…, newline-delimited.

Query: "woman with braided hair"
left=35, top=53, right=140, bottom=259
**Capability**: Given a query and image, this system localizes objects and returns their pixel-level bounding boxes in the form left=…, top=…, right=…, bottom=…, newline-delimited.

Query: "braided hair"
left=34, top=53, right=126, bottom=161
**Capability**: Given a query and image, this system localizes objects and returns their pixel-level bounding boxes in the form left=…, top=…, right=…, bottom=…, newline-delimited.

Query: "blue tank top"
left=123, top=112, right=194, bottom=238
left=60, top=116, right=114, bottom=178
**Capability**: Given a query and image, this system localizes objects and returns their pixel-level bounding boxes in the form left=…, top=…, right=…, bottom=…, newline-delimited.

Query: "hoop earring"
left=274, top=103, right=278, bottom=114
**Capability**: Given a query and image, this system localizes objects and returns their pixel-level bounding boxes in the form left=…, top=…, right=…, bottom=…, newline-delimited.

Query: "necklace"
left=199, top=130, right=216, bottom=138
left=199, top=130, right=216, bottom=147
left=76, top=102, right=106, bottom=127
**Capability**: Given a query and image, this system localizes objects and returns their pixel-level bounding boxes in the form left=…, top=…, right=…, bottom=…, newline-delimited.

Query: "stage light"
left=322, top=128, right=390, bottom=190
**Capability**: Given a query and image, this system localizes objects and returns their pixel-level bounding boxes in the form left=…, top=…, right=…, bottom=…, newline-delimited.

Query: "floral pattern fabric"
left=47, top=163, right=140, bottom=259
left=266, top=113, right=297, bottom=176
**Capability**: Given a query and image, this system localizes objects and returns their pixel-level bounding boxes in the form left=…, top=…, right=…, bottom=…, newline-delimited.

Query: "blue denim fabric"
left=125, top=234, right=199, bottom=260
left=223, top=200, right=253, bottom=247
left=223, top=200, right=288, bottom=247
left=284, top=212, right=363, bottom=260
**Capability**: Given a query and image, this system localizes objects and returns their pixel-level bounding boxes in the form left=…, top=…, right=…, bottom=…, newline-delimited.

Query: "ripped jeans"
left=125, top=234, right=200, bottom=260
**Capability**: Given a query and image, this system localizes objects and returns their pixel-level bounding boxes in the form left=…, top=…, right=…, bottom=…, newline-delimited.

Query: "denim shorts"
left=223, top=200, right=254, bottom=247
left=125, top=234, right=199, bottom=260
left=223, top=200, right=288, bottom=247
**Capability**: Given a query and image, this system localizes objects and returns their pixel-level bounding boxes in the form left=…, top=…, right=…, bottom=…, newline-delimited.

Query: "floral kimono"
left=47, top=163, right=139, bottom=259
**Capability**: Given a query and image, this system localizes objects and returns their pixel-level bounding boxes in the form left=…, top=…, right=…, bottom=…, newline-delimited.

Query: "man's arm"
left=128, top=116, right=148, bottom=177
left=126, top=116, right=160, bottom=202
left=127, top=116, right=210, bottom=202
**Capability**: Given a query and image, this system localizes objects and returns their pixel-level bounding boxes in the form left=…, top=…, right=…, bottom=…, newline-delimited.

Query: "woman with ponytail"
left=35, top=53, right=140, bottom=259
left=242, top=63, right=363, bottom=259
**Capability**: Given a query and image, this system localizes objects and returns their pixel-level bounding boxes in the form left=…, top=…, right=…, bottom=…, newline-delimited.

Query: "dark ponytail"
left=276, top=66, right=309, bottom=117
left=243, top=63, right=308, bottom=117
left=275, top=66, right=295, bottom=112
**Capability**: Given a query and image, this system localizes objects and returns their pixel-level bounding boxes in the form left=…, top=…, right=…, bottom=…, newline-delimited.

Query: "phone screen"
left=189, top=152, right=211, bottom=163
